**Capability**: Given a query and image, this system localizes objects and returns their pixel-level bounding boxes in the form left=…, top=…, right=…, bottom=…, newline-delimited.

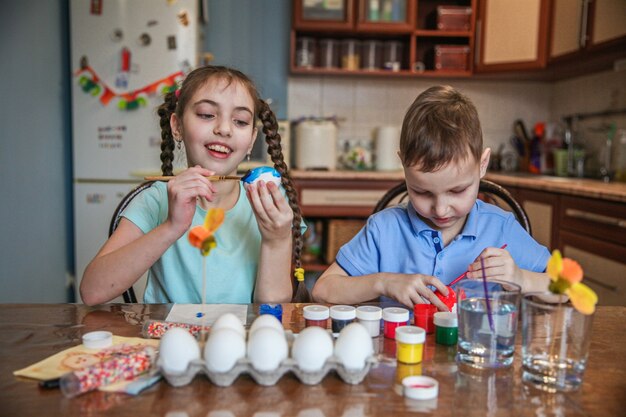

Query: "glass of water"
left=456, top=279, right=522, bottom=368
left=521, top=293, right=594, bottom=392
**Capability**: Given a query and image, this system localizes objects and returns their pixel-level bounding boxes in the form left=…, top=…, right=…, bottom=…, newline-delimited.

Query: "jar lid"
left=382, top=307, right=410, bottom=322
left=402, top=376, right=439, bottom=400
left=82, top=331, right=113, bottom=349
left=303, top=305, right=330, bottom=320
left=330, top=305, right=356, bottom=320
left=356, top=306, right=382, bottom=320
left=434, top=311, right=458, bottom=327
left=395, top=325, right=425, bottom=344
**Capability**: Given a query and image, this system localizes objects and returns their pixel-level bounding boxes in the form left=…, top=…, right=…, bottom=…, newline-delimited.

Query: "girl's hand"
left=166, top=165, right=216, bottom=235
left=467, top=246, right=523, bottom=287
left=245, top=180, right=293, bottom=242
left=381, top=274, right=449, bottom=311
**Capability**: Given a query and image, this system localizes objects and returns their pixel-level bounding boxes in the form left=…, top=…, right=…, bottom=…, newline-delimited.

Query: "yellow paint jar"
left=395, top=326, right=426, bottom=364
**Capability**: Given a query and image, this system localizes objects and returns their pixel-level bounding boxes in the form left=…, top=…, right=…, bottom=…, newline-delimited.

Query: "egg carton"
left=158, top=354, right=378, bottom=387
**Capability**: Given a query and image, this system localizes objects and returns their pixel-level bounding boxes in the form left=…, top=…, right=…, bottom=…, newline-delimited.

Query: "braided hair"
left=156, top=66, right=304, bottom=295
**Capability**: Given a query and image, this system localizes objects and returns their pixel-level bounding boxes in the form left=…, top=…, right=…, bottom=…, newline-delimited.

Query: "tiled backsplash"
left=287, top=70, right=625, bottom=166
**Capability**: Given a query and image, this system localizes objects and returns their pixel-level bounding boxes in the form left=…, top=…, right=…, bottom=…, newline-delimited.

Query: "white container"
left=295, top=120, right=338, bottom=170
left=375, top=126, right=402, bottom=171
left=356, top=306, right=382, bottom=337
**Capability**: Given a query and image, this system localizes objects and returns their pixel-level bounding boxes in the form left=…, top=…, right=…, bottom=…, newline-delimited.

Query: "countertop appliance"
left=295, top=120, right=338, bottom=170
left=70, top=0, right=199, bottom=302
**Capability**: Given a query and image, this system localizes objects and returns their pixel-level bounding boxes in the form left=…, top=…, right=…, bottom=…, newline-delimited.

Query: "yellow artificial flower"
left=189, top=208, right=225, bottom=256
left=546, top=250, right=597, bottom=315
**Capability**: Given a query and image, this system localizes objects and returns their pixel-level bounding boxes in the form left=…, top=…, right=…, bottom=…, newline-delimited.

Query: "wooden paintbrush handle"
left=143, top=175, right=241, bottom=181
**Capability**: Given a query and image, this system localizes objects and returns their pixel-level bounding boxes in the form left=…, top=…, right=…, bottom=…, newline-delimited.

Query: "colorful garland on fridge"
left=74, top=64, right=182, bottom=111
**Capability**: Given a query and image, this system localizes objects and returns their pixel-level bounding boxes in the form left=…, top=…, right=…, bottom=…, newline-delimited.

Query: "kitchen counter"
left=290, top=170, right=626, bottom=203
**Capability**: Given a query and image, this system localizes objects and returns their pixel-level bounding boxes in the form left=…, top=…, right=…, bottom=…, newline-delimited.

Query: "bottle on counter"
left=615, top=129, right=626, bottom=183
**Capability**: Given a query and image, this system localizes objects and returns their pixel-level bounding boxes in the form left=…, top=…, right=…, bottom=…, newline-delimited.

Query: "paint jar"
left=303, top=305, right=330, bottom=329
left=356, top=306, right=382, bottom=337
left=259, top=303, right=283, bottom=322
left=434, top=312, right=458, bottom=345
left=330, top=305, right=356, bottom=333
left=382, top=307, right=409, bottom=339
left=413, top=304, right=437, bottom=334
left=395, top=326, right=426, bottom=364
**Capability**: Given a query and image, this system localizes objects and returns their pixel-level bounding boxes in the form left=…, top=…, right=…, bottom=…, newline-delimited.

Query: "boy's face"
left=403, top=149, right=490, bottom=238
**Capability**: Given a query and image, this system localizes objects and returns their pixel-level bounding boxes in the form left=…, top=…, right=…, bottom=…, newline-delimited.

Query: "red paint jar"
left=413, top=304, right=437, bottom=334
left=303, top=305, right=330, bottom=329
left=382, top=307, right=409, bottom=339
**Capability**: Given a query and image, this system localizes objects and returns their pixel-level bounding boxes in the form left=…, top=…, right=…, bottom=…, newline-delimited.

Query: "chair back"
left=372, top=179, right=531, bottom=234
left=108, top=181, right=155, bottom=303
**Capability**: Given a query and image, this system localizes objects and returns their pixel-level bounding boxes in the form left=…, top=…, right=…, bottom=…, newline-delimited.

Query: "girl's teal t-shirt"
left=122, top=181, right=266, bottom=304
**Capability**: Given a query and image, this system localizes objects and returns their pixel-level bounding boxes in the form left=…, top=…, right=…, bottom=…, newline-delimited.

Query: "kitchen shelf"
left=291, top=0, right=476, bottom=77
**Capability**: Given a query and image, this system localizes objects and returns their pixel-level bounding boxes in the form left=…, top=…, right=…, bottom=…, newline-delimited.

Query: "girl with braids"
left=80, top=66, right=305, bottom=305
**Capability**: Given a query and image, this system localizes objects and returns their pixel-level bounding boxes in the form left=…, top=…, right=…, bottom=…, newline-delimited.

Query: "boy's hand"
left=381, top=274, right=450, bottom=311
left=245, top=180, right=294, bottom=242
left=166, top=166, right=216, bottom=235
left=467, top=246, right=524, bottom=287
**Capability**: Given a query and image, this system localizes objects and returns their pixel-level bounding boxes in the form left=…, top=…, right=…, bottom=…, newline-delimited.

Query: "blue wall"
left=204, top=0, right=290, bottom=119
left=0, top=0, right=290, bottom=302
left=0, top=0, right=72, bottom=302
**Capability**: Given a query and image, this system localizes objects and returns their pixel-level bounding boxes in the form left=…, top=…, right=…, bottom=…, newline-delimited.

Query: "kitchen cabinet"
left=550, top=0, right=626, bottom=60
left=473, top=0, right=550, bottom=72
left=291, top=0, right=476, bottom=77
left=507, top=187, right=559, bottom=250
left=558, top=195, right=626, bottom=307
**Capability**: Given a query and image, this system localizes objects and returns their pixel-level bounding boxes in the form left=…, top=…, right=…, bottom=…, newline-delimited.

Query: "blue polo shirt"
left=336, top=200, right=550, bottom=288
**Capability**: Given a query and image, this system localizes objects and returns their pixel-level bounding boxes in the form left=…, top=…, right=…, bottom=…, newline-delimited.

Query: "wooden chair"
left=108, top=181, right=155, bottom=303
left=372, top=179, right=532, bottom=234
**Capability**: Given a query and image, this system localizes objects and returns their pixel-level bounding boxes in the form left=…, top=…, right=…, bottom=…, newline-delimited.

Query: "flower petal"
left=546, top=250, right=562, bottom=282
left=189, top=226, right=210, bottom=249
left=566, top=283, right=598, bottom=315
left=560, top=259, right=583, bottom=284
left=204, top=208, right=225, bottom=234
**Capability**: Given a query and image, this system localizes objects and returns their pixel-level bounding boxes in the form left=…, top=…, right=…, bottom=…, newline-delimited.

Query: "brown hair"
left=399, top=85, right=483, bottom=172
left=157, top=66, right=304, bottom=294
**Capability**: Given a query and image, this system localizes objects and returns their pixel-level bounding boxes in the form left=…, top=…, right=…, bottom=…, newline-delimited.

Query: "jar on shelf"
left=340, top=39, right=361, bottom=70
left=361, top=40, right=383, bottom=70
left=319, top=38, right=340, bottom=69
left=296, top=37, right=316, bottom=69
left=383, top=40, right=402, bottom=71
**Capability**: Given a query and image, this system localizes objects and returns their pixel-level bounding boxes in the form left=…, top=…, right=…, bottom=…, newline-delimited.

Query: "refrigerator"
left=70, top=0, right=199, bottom=302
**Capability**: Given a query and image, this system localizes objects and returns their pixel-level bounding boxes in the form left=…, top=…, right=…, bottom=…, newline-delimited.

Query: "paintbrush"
left=144, top=175, right=241, bottom=181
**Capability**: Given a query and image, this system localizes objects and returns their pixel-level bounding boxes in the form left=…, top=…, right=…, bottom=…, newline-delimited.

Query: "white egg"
left=334, top=322, right=374, bottom=371
left=291, top=327, right=334, bottom=372
left=211, top=313, right=246, bottom=338
left=158, top=327, right=201, bottom=374
left=249, top=314, right=284, bottom=336
left=247, top=327, right=288, bottom=372
left=204, top=328, right=246, bottom=373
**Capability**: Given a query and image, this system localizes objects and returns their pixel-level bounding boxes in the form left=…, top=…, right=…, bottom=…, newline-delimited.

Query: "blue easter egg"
left=241, top=166, right=282, bottom=186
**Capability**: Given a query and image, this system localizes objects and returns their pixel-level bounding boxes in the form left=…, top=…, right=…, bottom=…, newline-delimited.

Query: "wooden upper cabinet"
left=293, top=0, right=355, bottom=31
left=355, top=0, right=416, bottom=33
left=589, top=0, right=626, bottom=47
left=474, top=0, right=550, bottom=72
left=550, top=0, right=626, bottom=60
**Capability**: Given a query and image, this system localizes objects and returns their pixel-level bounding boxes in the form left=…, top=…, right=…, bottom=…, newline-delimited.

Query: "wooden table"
left=1, top=304, right=624, bottom=416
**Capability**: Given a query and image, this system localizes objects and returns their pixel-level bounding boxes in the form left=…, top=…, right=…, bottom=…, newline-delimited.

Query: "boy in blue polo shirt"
left=312, top=85, right=551, bottom=310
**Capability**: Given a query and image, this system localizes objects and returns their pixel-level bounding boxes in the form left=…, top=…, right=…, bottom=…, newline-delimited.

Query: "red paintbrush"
left=448, top=244, right=508, bottom=286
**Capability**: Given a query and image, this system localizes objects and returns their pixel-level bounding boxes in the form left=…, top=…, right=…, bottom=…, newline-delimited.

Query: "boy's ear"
left=479, top=148, right=491, bottom=178
left=170, top=114, right=182, bottom=139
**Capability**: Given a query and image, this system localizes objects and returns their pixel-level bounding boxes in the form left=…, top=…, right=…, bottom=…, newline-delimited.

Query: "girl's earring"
left=246, top=151, right=251, bottom=162
left=177, top=139, right=182, bottom=150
